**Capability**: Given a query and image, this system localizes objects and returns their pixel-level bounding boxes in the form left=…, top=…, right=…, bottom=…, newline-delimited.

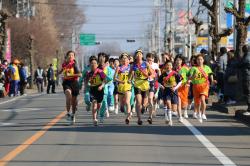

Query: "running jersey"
left=87, top=68, right=106, bottom=87
left=117, top=64, right=131, bottom=93
left=189, top=65, right=212, bottom=85
left=158, top=70, right=181, bottom=88
left=132, top=61, right=150, bottom=91
left=62, top=60, right=80, bottom=81
left=176, top=65, right=189, bottom=84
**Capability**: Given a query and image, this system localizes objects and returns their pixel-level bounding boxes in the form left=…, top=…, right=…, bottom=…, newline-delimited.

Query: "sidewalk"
left=212, top=101, right=250, bottom=126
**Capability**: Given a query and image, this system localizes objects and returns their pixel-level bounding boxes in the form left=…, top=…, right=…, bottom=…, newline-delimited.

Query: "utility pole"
left=0, top=0, right=2, bottom=11
left=187, top=0, right=192, bottom=59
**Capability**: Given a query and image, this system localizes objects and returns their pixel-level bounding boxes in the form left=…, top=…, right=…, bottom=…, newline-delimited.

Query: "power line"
left=32, top=1, right=162, bottom=8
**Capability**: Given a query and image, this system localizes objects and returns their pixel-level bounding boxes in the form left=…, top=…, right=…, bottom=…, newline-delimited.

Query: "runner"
left=98, top=52, right=115, bottom=122
left=188, top=55, right=197, bottom=118
left=129, top=49, right=152, bottom=125
left=158, top=60, right=182, bottom=126
left=188, top=54, right=215, bottom=123
left=85, top=56, right=106, bottom=126
left=59, top=51, right=81, bottom=125
left=114, top=53, right=132, bottom=124
left=79, top=64, right=91, bottom=112
left=146, top=53, right=161, bottom=124
left=113, top=58, right=120, bottom=114
left=174, top=55, right=190, bottom=121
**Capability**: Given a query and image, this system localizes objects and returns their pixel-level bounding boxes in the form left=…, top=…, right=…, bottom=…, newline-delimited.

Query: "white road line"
left=1, top=108, right=41, bottom=112
left=183, top=119, right=237, bottom=166
left=0, top=94, right=42, bottom=105
left=0, top=123, right=16, bottom=126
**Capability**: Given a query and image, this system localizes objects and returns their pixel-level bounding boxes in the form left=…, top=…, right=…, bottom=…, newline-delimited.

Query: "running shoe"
left=141, top=107, right=146, bottom=114
left=125, top=118, right=130, bottom=125
left=99, top=117, right=104, bottom=123
left=115, top=106, right=119, bottom=114
left=198, top=113, right=203, bottom=123
left=137, top=119, right=143, bottom=125
left=193, top=112, right=198, bottom=119
left=169, top=120, right=173, bottom=126
left=202, top=114, right=207, bottom=120
left=108, top=106, right=115, bottom=112
left=243, top=112, right=250, bottom=116
left=66, top=113, right=71, bottom=121
left=147, top=117, right=153, bottom=124
left=106, top=110, right=110, bottom=118
left=93, top=119, right=98, bottom=126
left=184, top=110, right=189, bottom=119
left=178, top=117, right=183, bottom=123
left=70, top=114, right=75, bottom=125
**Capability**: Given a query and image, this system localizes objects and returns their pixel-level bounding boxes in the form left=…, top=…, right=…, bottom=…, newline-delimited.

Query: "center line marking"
left=183, top=119, right=237, bottom=166
left=0, top=110, right=66, bottom=166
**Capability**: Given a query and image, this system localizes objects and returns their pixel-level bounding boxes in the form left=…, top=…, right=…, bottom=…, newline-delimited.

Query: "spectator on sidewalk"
left=34, top=66, right=45, bottom=93
left=241, top=45, right=250, bottom=115
left=224, top=50, right=238, bottom=105
left=0, top=67, right=5, bottom=97
left=19, top=62, right=28, bottom=96
left=9, top=59, right=20, bottom=97
left=217, top=47, right=228, bottom=102
left=46, top=64, right=56, bottom=94
left=2, top=60, right=10, bottom=96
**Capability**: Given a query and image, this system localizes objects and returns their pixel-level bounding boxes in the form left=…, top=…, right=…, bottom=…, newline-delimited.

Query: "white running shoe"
left=132, top=107, right=136, bottom=113
left=106, top=110, right=110, bottom=118
left=172, top=111, right=178, bottom=117
left=169, top=120, right=173, bottom=126
left=198, top=113, right=203, bottom=123
left=115, top=106, right=119, bottom=114
left=108, top=106, right=115, bottom=112
left=70, top=114, right=75, bottom=125
left=184, top=110, right=189, bottom=119
left=178, top=117, right=183, bottom=123
left=193, top=112, right=198, bottom=119
left=202, top=114, right=207, bottom=120
left=243, top=112, right=250, bottom=116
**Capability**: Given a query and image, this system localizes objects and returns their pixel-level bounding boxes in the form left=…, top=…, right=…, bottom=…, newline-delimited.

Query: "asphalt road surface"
left=0, top=92, right=249, bottom=166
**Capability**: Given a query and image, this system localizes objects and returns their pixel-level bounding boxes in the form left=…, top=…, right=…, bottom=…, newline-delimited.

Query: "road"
left=0, top=92, right=249, bottom=166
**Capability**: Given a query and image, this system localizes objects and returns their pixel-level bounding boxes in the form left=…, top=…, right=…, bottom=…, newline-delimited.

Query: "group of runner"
left=59, top=49, right=215, bottom=126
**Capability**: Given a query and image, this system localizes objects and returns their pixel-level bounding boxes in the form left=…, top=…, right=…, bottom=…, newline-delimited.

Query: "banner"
left=5, top=28, right=11, bottom=63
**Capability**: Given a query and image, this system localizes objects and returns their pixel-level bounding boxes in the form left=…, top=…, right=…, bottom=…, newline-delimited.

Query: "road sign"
left=79, top=34, right=96, bottom=46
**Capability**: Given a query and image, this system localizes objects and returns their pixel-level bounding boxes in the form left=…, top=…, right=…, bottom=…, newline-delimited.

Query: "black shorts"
left=162, top=87, right=179, bottom=104
left=113, top=84, right=119, bottom=95
left=134, top=87, right=149, bottom=98
left=90, top=85, right=104, bottom=103
left=188, top=83, right=193, bottom=100
left=62, top=80, right=79, bottom=97
left=149, top=81, right=155, bottom=93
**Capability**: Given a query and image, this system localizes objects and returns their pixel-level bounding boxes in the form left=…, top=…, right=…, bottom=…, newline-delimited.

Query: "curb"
left=235, top=110, right=250, bottom=125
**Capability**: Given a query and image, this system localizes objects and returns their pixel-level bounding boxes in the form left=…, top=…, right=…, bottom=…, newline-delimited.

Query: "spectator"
left=19, top=62, right=28, bottom=96
left=224, top=50, right=238, bottom=105
left=47, top=64, right=56, bottom=94
left=217, top=47, right=228, bottom=102
left=241, top=45, right=250, bottom=115
left=34, top=66, right=46, bottom=93
left=0, top=67, right=5, bottom=97
left=200, top=49, right=212, bottom=68
left=9, top=59, right=20, bottom=97
left=2, top=60, right=10, bottom=95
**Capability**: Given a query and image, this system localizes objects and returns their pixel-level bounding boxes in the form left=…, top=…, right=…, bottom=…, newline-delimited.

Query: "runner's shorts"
left=89, top=85, right=104, bottom=103
left=162, top=87, right=179, bottom=104
left=134, top=86, right=149, bottom=98
left=149, top=80, right=156, bottom=93
left=62, top=80, right=79, bottom=97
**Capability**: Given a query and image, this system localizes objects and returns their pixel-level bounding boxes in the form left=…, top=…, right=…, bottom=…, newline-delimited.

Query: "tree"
left=199, top=0, right=233, bottom=56
left=225, top=0, right=250, bottom=57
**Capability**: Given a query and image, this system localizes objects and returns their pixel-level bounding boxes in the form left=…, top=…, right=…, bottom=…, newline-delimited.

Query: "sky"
left=76, top=0, right=230, bottom=57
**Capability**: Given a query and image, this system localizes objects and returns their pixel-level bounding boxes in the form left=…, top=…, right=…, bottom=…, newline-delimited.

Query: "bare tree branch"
left=218, top=28, right=233, bottom=38
left=245, top=16, right=250, bottom=26
left=199, top=0, right=212, bottom=11
left=225, top=7, right=243, bottom=19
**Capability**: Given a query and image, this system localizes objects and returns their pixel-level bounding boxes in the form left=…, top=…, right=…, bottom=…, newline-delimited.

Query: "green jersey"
left=189, top=65, right=212, bottom=84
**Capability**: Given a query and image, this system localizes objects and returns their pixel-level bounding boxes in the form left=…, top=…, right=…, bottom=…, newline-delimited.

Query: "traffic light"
left=127, top=39, right=136, bottom=42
